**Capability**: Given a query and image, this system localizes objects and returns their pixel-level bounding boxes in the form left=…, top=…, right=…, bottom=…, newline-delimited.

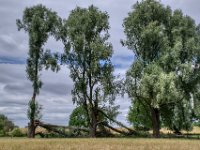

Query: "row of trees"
left=16, top=0, right=200, bottom=138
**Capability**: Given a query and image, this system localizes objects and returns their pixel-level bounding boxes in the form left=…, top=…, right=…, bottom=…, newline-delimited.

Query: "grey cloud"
left=0, top=97, right=28, bottom=107
left=4, top=82, right=32, bottom=95
left=44, top=105, right=73, bottom=114
left=0, top=34, right=28, bottom=58
left=0, top=35, right=18, bottom=52
left=0, top=0, right=28, bottom=58
left=44, top=37, right=63, bottom=54
left=0, top=106, right=28, bottom=125
left=40, top=67, right=73, bottom=97
left=162, top=0, right=200, bottom=24
left=0, top=106, right=26, bottom=115
left=41, top=82, right=72, bottom=96
left=0, top=64, right=74, bottom=127
left=0, top=64, right=27, bottom=82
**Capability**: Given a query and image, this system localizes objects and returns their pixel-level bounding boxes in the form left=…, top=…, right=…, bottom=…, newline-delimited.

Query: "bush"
left=0, top=114, right=16, bottom=136
left=69, top=106, right=88, bottom=128
left=11, top=128, right=24, bottom=137
left=128, top=101, right=151, bottom=131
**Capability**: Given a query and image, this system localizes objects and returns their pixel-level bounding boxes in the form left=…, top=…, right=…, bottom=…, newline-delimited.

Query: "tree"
left=128, top=100, right=151, bottom=131
left=123, top=0, right=200, bottom=137
left=27, top=100, right=42, bottom=124
left=16, top=4, right=60, bottom=138
left=69, top=105, right=119, bottom=129
left=126, top=63, right=181, bottom=137
left=69, top=106, right=88, bottom=128
left=60, top=5, right=117, bottom=137
left=193, top=86, right=200, bottom=124
left=0, top=114, right=15, bottom=136
left=160, top=99, right=193, bottom=134
left=11, top=128, right=24, bottom=137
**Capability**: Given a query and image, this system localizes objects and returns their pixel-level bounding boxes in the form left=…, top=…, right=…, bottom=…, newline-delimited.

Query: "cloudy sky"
left=0, top=0, right=200, bottom=127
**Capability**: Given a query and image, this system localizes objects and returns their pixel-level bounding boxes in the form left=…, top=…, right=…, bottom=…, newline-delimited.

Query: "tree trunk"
left=89, top=123, right=97, bottom=138
left=151, top=108, right=160, bottom=138
left=28, top=93, right=37, bottom=138
left=89, top=110, right=97, bottom=138
left=28, top=121, right=36, bottom=138
left=27, top=50, right=39, bottom=138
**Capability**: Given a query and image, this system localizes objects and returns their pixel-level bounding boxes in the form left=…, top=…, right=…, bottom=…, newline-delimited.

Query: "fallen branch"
left=102, top=122, right=130, bottom=135
left=98, top=109, right=137, bottom=135
left=35, top=120, right=90, bottom=137
left=39, top=122, right=68, bottom=137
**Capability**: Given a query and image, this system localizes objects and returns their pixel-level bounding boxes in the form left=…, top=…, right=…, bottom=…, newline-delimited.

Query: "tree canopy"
left=0, top=114, right=16, bottom=136
left=60, top=5, right=119, bottom=137
left=16, top=4, right=60, bottom=138
left=123, top=0, right=200, bottom=137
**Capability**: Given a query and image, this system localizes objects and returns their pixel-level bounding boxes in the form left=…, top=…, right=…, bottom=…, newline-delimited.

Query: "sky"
left=0, top=0, right=200, bottom=127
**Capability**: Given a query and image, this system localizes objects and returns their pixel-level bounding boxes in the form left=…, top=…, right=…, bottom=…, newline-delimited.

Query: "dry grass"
left=140, top=126, right=200, bottom=135
left=0, top=138, right=199, bottom=150
left=182, top=126, right=200, bottom=134
left=20, top=127, right=49, bottom=135
left=158, top=126, right=200, bottom=134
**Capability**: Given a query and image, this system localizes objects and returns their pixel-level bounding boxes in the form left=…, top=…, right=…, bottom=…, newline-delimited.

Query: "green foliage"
left=171, top=102, right=193, bottom=132
left=0, top=114, right=16, bottom=136
left=69, top=105, right=120, bottom=128
left=60, top=5, right=118, bottom=136
left=11, top=128, right=24, bottom=137
left=192, top=85, right=200, bottom=122
left=122, top=0, right=169, bottom=63
left=16, top=4, right=60, bottom=95
left=69, top=106, right=88, bottom=128
left=17, top=5, right=61, bottom=137
left=128, top=101, right=151, bottom=131
left=160, top=102, right=193, bottom=132
left=123, top=0, right=200, bottom=136
left=27, top=100, right=42, bottom=121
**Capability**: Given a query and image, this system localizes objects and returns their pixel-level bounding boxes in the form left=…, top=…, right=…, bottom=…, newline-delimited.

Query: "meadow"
left=0, top=138, right=200, bottom=150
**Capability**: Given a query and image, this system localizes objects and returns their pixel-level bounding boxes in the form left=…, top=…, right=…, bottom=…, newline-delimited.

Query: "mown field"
left=0, top=138, right=199, bottom=150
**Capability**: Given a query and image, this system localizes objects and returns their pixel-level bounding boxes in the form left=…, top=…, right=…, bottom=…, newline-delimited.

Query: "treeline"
left=16, top=0, right=200, bottom=138
left=0, top=114, right=25, bottom=137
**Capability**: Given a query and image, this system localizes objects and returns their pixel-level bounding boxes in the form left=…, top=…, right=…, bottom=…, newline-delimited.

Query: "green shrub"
left=11, top=128, right=24, bottom=137
left=0, top=114, right=15, bottom=136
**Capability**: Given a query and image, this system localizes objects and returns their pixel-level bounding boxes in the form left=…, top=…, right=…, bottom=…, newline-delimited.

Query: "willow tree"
left=16, top=5, right=60, bottom=138
left=123, top=0, right=200, bottom=137
left=60, top=5, right=117, bottom=137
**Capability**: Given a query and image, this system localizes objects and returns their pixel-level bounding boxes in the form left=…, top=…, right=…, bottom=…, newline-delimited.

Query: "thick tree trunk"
left=28, top=121, right=36, bottom=138
left=89, top=110, right=97, bottom=138
left=89, top=123, right=97, bottom=138
left=151, top=108, right=160, bottom=138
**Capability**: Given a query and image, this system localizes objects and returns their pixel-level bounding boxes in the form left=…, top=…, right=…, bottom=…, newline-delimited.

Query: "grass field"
left=0, top=138, right=200, bottom=150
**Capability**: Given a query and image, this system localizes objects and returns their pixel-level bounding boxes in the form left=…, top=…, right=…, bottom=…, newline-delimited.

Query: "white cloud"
left=0, top=64, right=74, bottom=127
